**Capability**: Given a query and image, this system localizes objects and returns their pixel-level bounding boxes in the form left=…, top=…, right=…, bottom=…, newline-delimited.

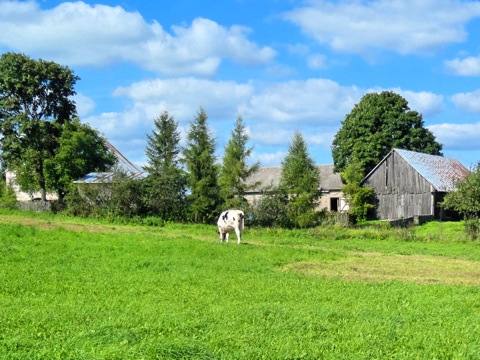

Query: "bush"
left=0, top=180, right=17, bottom=210
left=250, top=191, right=291, bottom=228
left=464, top=217, right=479, bottom=240
left=63, top=173, right=147, bottom=219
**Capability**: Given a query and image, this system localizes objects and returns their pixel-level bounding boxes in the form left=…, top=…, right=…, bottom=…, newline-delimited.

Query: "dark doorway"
left=330, top=198, right=339, bottom=212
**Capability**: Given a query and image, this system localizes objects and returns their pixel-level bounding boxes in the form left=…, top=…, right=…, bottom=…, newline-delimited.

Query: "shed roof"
left=365, top=149, right=470, bottom=192
left=245, top=164, right=343, bottom=192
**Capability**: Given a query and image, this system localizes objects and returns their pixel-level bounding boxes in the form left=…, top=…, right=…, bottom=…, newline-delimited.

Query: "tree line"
left=64, top=108, right=322, bottom=228
left=1, top=52, right=479, bottom=231
left=0, top=53, right=322, bottom=227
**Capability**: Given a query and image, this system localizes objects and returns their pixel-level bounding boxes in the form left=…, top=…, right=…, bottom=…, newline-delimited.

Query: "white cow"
left=217, top=210, right=245, bottom=244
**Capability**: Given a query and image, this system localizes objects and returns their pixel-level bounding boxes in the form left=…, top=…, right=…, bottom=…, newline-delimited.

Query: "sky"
left=2, top=0, right=480, bottom=169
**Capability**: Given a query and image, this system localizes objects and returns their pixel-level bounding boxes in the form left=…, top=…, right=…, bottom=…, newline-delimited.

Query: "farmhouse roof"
left=245, top=164, right=343, bottom=192
left=364, top=148, right=470, bottom=192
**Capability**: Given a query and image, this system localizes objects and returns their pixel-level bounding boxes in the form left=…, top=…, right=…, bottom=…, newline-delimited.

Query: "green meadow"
left=1, top=210, right=480, bottom=359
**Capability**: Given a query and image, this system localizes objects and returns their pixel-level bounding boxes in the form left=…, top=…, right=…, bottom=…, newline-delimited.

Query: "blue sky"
left=2, top=0, right=480, bottom=168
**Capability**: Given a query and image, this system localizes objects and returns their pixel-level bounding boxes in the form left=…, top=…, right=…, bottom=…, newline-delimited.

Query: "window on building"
left=330, top=197, right=339, bottom=212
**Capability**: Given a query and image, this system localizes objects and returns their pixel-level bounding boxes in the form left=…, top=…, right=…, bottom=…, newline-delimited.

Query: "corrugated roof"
left=245, top=164, right=343, bottom=192
left=394, top=149, right=470, bottom=191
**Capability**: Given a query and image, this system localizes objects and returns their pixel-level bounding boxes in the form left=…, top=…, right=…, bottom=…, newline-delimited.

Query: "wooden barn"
left=363, top=149, right=470, bottom=221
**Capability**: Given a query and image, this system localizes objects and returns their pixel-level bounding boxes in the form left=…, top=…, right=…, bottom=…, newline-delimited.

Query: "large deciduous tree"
left=0, top=52, right=79, bottom=201
left=183, top=108, right=220, bottom=223
left=280, top=131, right=320, bottom=228
left=44, top=118, right=116, bottom=200
left=143, top=111, right=187, bottom=221
left=332, top=91, right=442, bottom=177
left=219, top=115, right=259, bottom=210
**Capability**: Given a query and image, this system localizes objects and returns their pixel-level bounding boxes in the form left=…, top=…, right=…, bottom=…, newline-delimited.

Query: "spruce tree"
left=219, top=115, right=259, bottom=209
left=280, top=131, right=320, bottom=228
left=143, top=111, right=187, bottom=221
left=183, top=108, right=220, bottom=223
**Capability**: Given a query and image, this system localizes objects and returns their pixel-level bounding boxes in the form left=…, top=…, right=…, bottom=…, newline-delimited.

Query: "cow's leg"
left=219, top=227, right=225, bottom=242
left=235, top=228, right=241, bottom=244
left=225, top=232, right=229, bottom=243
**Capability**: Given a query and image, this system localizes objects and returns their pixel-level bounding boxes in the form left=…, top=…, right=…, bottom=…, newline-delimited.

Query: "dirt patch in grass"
left=285, top=252, right=480, bottom=286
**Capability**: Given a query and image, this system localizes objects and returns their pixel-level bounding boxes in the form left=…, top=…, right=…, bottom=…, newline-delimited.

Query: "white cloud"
left=445, top=55, right=480, bottom=76
left=73, top=93, right=96, bottom=118
left=307, top=54, right=327, bottom=70
left=284, top=0, right=480, bottom=55
left=391, top=89, right=444, bottom=117
left=113, top=78, right=255, bottom=121
left=0, top=0, right=275, bottom=75
left=250, top=150, right=285, bottom=167
left=243, top=78, right=363, bottom=124
left=428, top=122, right=480, bottom=150
left=451, top=89, right=480, bottom=113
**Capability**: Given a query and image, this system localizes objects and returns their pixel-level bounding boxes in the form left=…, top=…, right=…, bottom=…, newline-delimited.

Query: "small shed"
left=363, top=149, right=470, bottom=220
left=244, top=165, right=348, bottom=212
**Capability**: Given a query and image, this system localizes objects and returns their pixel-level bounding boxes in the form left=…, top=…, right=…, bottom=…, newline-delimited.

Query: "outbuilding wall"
left=363, top=152, right=435, bottom=220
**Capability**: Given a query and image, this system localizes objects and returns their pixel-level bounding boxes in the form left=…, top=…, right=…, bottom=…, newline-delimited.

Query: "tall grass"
left=0, top=212, right=480, bottom=358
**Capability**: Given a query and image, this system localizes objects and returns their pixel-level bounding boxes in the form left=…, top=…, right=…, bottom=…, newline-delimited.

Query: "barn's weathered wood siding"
left=364, top=152, right=435, bottom=220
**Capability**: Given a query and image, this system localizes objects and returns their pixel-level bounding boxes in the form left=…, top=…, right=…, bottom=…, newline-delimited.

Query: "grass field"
left=1, top=210, right=480, bottom=359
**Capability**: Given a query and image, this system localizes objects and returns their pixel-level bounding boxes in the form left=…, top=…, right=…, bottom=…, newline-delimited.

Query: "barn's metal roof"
left=394, top=149, right=470, bottom=192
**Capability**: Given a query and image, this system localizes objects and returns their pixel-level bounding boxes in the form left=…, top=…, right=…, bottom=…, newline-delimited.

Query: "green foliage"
left=44, top=118, right=116, bottom=200
left=0, top=52, right=79, bottom=201
left=341, top=162, right=375, bottom=222
left=143, top=111, right=187, bottom=221
left=219, top=115, right=259, bottom=210
left=183, top=108, right=221, bottom=223
left=332, top=91, right=443, bottom=177
left=280, top=131, right=320, bottom=228
left=0, top=178, right=16, bottom=209
left=250, top=187, right=291, bottom=227
left=442, top=161, right=480, bottom=239
left=64, top=172, right=147, bottom=220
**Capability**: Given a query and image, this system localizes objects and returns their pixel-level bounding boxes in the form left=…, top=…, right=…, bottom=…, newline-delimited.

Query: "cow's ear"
left=240, top=213, right=244, bottom=219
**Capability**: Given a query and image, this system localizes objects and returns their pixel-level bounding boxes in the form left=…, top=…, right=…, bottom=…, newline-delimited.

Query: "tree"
left=143, top=111, right=187, bottom=221
left=0, top=176, right=16, bottom=209
left=183, top=108, right=220, bottom=223
left=219, top=115, right=259, bottom=210
left=340, top=162, right=374, bottom=223
left=43, top=118, right=116, bottom=201
left=332, top=91, right=442, bottom=177
left=280, top=131, right=320, bottom=228
left=0, top=52, right=79, bottom=201
left=442, top=162, right=480, bottom=239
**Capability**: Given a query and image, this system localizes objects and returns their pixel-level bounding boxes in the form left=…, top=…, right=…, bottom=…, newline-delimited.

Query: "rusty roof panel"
left=395, top=149, right=470, bottom=192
